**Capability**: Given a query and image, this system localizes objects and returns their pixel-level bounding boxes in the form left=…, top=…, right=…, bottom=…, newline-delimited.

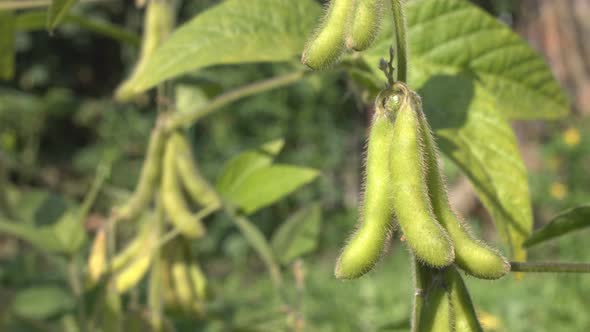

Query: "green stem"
left=67, top=257, right=87, bottom=332
left=0, top=0, right=108, bottom=10
left=411, top=256, right=431, bottom=332
left=510, top=262, right=590, bottom=273
left=148, top=198, right=165, bottom=332
left=391, top=0, right=408, bottom=83
left=165, top=70, right=308, bottom=130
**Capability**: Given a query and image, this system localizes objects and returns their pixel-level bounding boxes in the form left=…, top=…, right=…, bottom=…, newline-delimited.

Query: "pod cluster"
left=159, top=239, right=210, bottom=317
left=116, top=129, right=221, bottom=239
left=302, top=0, right=385, bottom=69
left=336, top=82, right=509, bottom=280
left=89, top=128, right=219, bottom=300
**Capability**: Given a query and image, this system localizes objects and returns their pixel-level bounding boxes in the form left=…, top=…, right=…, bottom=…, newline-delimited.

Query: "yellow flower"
left=550, top=182, right=568, bottom=200
left=478, top=309, right=502, bottom=331
left=563, top=127, right=581, bottom=147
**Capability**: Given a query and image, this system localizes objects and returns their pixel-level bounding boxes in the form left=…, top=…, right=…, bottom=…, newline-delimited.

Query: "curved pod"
left=389, top=83, right=454, bottom=268
left=346, top=0, right=384, bottom=51
left=171, top=132, right=220, bottom=209
left=301, top=0, right=354, bottom=69
left=335, top=89, right=399, bottom=279
left=162, top=135, right=206, bottom=238
left=415, top=104, right=509, bottom=279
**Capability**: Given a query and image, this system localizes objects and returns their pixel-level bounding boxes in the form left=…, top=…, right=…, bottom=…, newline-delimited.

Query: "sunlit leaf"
left=364, top=0, right=569, bottom=120
left=121, top=0, right=321, bottom=93
left=221, top=165, right=318, bottom=215
left=216, top=139, right=285, bottom=194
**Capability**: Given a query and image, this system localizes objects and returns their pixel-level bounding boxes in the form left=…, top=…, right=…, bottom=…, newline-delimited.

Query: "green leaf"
left=16, top=11, right=140, bottom=46
left=121, top=0, right=321, bottom=94
left=216, top=139, right=285, bottom=194
left=0, top=10, right=15, bottom=80
left=0, top=217, right=63, bottom=252
left=271, top=204, right=322, bottom=264
left=12, top=285, right=75, bottom=320
left=420, top=74, right=532, bottom=260
left=227, top=209, right=282, bottom=286
left=364, top=0, right=569, bottom=120
left=47, top=0, right=79, bottom=30
left=52, top=209, right=87, bottom=254
left=221, top=165, right=318, bottom=215
left=524, top=205, right=590, bottom=248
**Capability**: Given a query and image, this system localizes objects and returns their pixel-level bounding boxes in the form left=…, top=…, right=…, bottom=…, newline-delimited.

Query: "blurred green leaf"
left=0, top=218, right=63, bottom=252
left=52, top=209, right=87, bottom=254
left=364, top=0, right=569, bottom=120
left=421, top=75, right=532, bottom=260
left=122, top=0, right=321, bottom=94
left=227, top=208, right=282, bottom=287
left=0, top=10, right=15, bottom=80
left=271, top=204, right=321, bottom=264
left=221, top=165, right=318, bottom=215
left=216, top=139, right=285, bottom=194
left=524, top=205, right=590, bottom=248
left=12, top=285, right=75, bottom=320
left=15, top=11, right=140, bottom=46
left=47, top=0, right=79, bottom=30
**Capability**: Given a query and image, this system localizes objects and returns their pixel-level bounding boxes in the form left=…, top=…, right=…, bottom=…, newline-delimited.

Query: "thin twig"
left=165, top=70, right=309, bottom=131
left=510, top=261, right=590, bottom=273
left=0, top=0, right=110, bottom=10
left=391, top=0, right=408, bottom=83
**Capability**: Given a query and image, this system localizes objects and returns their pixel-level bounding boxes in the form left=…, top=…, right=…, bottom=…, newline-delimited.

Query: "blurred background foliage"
left=0, top=0, right=589, bottom=331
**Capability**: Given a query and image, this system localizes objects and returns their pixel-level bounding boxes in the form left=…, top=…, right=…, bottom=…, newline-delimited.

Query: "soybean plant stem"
left=68, top=257, right=87, bottom=332
left=510, top=262, right=590, bottom=273
left=165, top=70, right=309, bottom=131
left=411, top=256, right=429, bottom=332
left=0, top=0, right=109, bottom=10
left=391, top=0, right=408, bottom=83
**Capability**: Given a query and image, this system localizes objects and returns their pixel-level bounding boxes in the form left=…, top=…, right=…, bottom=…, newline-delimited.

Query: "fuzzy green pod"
left=445, top=268, right=484, bottom=332
left=418, top=277, right=454, bottom=332
left=161, top=135, right=206, bottom=238
left=115, top=0, right=175, bottom=101
left=301, top=0, right=354, bottom=69
left=112, top=216, right=159, bottom=293
left=335, top=90, right=399, bottom=279
left=346, top=0, right=384, bottom=51
left=389, top=83, right=454, bottom=268
left=415, top=104, right=509, bottom=279
left=171, top=132, right=221, bottom=209
left=116, top=128, right=165, bottom=221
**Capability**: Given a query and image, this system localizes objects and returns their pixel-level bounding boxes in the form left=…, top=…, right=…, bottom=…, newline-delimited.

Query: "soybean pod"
left=301, top=0, right=354, bottom=69
left=346, top=0, right=384, bottom=51
left=115, top=0, right=175, bottom=101
left=415, top=102, right=509, bottom=279
left=161, top=135, right=206, bottom=238
left=116, top=127, right=165, bottom=221
left=445, top=268, right=484, bottom=332
left=389, top=83, right=454, bottom=268
left=171, top=132, right=220, bottom=209
left=335, top=89, right=398, bottom=279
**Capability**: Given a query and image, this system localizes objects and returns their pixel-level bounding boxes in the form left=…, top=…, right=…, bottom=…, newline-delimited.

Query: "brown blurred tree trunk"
left=517, top=0, right=590, bottom=114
